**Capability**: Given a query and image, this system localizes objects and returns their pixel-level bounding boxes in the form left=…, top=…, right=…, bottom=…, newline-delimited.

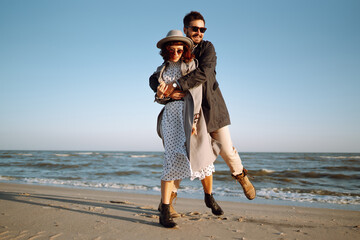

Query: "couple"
left=149, top=11, right=256, bottom=228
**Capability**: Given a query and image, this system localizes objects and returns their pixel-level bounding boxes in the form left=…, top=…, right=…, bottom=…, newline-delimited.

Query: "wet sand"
left=0, top=182, right=359, bottom=240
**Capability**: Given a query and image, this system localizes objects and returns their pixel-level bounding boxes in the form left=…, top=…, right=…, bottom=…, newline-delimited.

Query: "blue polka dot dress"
left=160, top=61, right=215, bottom=181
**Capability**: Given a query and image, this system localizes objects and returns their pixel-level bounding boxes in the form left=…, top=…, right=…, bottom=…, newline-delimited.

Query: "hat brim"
left=156, top=36, right=193, bottom=49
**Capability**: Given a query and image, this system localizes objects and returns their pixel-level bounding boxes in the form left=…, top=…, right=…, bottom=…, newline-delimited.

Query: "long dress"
left=160, top=61, right=215, bottom=181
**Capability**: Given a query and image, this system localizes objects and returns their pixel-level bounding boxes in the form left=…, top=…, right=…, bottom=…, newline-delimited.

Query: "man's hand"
left=163, top=83, right=176, bottom=97
left=169, top=90, right=186, bottom=100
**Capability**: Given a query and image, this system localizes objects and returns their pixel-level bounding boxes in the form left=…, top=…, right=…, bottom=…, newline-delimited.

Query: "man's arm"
left=149, top=72, right=160, bottom=93
left=177, top=41, right=217, bottom=91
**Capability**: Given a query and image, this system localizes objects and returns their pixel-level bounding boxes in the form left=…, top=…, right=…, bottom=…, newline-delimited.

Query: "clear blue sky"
left=1, top=0, right=359, bottom=152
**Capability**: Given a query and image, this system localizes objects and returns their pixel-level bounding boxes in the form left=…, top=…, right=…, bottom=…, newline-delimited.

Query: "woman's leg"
left=161, top=180, right=174, bottom=204
left=173, top=179, right=181, bottom=192
left=160, top=180, right=177, bottom=228
left=158, top=179, right=181, bottom=218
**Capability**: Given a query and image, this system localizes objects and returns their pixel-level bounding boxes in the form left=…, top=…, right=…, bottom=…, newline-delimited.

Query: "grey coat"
left=155, top=60, right=220, bottom=172
left=150, top=40, right=230, bottom=133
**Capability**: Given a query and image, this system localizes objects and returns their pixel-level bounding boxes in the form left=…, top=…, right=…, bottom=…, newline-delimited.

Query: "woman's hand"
left=169, top=90, right=186, bottom=100
left=157, top=81, right=168, bottom=98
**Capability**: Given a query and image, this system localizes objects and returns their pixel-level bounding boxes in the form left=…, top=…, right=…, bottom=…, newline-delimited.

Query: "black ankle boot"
left=159, top=203, right=177, bottom=228
left=204, top=193, right=224, bottom=216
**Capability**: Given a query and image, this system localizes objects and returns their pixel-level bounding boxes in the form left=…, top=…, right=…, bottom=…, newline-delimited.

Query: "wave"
left=249, top=169, right=360, bottom=180
left=0, top=175, right=20, bottom=181
left=322, top=166, right=360, bottom=171
left=26, top=162, right=91, bottom=169
left=75, top=152, right=99, bottom=155
left=130, top=155, right=158, bottom=158
left=320, top=156, right=360, bottom=159
left=251, top=169, right=277, bottom=176
left=138, top=164, right=163, bottom=168
left=95, top=171, right=141, bottom=176
left=256, top=188, right=360, bottom=205
left=21, top=177, right=150, bottom=191
left=54, top=154, right=72, bottom=157
left=2, top=175, right=359, bottom=206
left=54, top=153, right=98, bottom=157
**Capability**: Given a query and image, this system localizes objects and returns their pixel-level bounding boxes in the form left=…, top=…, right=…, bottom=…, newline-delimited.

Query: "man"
left=150, top=11, right=255, bottom=214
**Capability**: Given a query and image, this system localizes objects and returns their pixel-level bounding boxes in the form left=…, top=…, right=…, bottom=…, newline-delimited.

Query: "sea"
left=0, top=151, right=359, bottom=211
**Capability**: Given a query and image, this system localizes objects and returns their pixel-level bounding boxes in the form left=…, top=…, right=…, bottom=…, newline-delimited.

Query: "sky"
left=0, top=0, right=359, bottom=152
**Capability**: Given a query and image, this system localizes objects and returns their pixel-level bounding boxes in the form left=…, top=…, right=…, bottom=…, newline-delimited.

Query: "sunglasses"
left=168, top=48, right=184, bottom=55
left=186, top=26, right=207, bottom=33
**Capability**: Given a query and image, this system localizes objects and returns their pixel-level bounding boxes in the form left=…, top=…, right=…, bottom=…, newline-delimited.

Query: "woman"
left=153, top=30, right=223, bottom=228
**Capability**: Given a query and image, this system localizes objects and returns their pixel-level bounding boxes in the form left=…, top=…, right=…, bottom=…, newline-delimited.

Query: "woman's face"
left=167, top=45, right=184, bottom=62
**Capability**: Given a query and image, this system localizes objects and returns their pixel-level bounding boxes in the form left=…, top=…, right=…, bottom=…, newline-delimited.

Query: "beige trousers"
left=210, top=126, right=243, bottom=176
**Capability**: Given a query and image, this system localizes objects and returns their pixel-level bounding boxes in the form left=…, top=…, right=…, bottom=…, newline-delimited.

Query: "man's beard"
left=190, top=34, right=202, bottom=43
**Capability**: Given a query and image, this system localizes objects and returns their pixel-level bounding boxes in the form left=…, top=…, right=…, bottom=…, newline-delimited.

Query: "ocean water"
left=0, top=151, right=359, bottom=211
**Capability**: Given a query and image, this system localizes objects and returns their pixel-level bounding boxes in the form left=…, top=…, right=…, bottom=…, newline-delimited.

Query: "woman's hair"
left=183, top=11, right=205, bottom=27
left=160, top=41, right=194, bottom=63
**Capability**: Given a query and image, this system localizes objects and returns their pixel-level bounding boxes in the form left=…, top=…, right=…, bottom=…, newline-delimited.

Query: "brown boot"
left=158, top=192, right=181, bottom=218
left=232, top=168, right=256, bottom=200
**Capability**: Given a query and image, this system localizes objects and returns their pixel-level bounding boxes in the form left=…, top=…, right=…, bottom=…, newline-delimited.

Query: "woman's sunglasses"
left=168, top=48, right=184, bottom=55
left=186, top=26, right=207, bottom=33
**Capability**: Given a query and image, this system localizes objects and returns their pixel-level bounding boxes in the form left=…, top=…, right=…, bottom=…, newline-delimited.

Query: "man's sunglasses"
left=186, top=26, right=207, bottom=33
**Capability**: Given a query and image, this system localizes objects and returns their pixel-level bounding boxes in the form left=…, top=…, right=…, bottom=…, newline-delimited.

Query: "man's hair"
left=183, top=11, right=205, bottom=27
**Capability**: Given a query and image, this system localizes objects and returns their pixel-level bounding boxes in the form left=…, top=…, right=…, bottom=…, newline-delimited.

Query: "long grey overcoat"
left=155, top=60, right=220, bottom=173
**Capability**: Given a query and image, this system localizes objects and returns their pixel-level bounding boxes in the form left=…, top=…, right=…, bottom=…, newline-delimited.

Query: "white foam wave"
left=0, top=175, right=18, bottom=181
left=261, top=169, right=275, bottom=173
left=130, top=155, right=153, bottom=158
left=257, top=188, right=360, bottom=205
left=320, top=156, right=360, bottom=159
left=22, top=177, right=149, bottom=191
left=54, top=154, right=71, bottom=157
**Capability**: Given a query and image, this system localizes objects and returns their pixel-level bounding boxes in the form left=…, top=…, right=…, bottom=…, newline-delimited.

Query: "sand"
left=0, top=182, right=359, bottom=240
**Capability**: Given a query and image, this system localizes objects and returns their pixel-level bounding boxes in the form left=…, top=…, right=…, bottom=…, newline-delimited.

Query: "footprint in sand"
left=138, top=206, right=156, bottom=210
left=109, top=200, right=134, bottom=205
left=0, top=230, right=10, bottom=237
left=28, top=231, right=46, bottom=240
left=134, top=213, right=159, bottom=219
left=5, top=230, right=29, bottom=240
left=49, top=233, right=63, bottom=240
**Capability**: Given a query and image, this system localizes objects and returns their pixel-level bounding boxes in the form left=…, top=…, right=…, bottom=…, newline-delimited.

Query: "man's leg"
left=210, top=126, right=256, bottom=200
left=210, top=126, right=243, bottom=175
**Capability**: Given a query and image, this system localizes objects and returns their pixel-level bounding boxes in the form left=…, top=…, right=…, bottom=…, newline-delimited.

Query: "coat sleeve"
left=177, top=42, right=217, bottom=91
left=149, top=72, right=160, bottom=93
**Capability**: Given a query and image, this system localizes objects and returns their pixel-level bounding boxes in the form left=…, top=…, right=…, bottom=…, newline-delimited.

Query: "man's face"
left=184, top=20, right=206, bottom=44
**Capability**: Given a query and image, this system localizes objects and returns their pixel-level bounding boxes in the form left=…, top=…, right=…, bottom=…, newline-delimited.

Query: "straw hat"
left=156, top=30, right=194, bottom=49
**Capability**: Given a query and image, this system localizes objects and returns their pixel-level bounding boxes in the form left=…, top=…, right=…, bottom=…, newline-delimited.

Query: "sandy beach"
left=0, top=183, right=359, bottom=240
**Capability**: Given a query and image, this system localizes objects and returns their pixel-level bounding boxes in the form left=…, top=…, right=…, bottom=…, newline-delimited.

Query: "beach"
left=1, top=183, right=359, bottom=240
